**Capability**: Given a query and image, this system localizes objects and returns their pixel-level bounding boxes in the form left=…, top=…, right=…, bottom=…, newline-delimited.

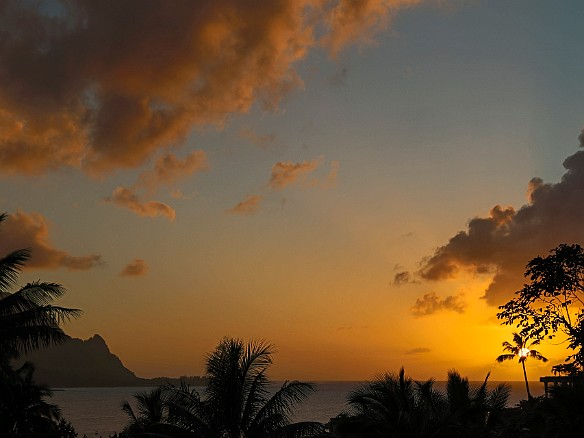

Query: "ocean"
left=52, top=381, right=544, bottom=437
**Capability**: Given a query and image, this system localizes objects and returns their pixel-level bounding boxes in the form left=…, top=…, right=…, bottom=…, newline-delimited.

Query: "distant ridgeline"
left=17, top=334, right=207, bottom=388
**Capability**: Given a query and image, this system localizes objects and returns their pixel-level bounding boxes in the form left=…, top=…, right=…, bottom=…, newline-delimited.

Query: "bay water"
left=52, top=381, right=544, bottom=437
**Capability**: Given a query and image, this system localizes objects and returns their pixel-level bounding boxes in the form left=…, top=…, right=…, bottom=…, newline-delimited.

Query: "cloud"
left=393, top=271, right=412, bottom=286
left=270, top=159, right=321, bottom=189
left=319, top=160, right=340, bottom=189
left=138, top=151, right=208, bottom=190
left=0, top=210, right=103, bottom=270
left=405, top=347, right=431, bottom=355
left=170, top=189, right=188, bottom=200
left=411, top=292, right=465, bottom=317
left=120, top=259, right=148, bottom=277
left=104, top=187, right=176, bottom=221
left=418, top=135, right=584, bottom=305
left=239, top=128, right=276, bottom=149
left=0, top=0, right=420, bottom=175
left=228, top=195, right=264, bottom=215
left=322, top=0, right=423, bottom=57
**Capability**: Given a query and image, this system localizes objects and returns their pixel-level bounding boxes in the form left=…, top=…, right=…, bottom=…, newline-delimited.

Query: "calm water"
left=52, top=381, right=544, bottom=437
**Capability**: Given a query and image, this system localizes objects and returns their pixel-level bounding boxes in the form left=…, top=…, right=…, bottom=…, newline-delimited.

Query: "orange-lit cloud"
left=0, top=0, right=420, bottom=175
left=418, top=135, right=584, bottom=305
left=270, top=159, right=321, bottom=189
left=104, top=187, right=176, bottom=221
left=120, top=259, right=148, bottom=277
left=228, top=195, right=264, bottom=215
left=411, top=292, right=465, bottom=317
left=138, top=151, right=208, bottom=190
left=0, top=211, right=103, bottom=270
left=323, top=0, right=424, bottom=57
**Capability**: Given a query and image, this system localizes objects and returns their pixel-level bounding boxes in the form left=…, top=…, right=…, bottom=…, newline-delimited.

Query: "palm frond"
left=165, top=384, right=215, bottom=436
left=512, top=332, right=524, bottom=347
left=270, top=421, right=327, bottom=438
left=0, top=248, right=30, bottom=293
left=121, top=400, right=139, bottom=424
left=529, top=350, right=548, bottom=362
left=501, top=341, right=519, bottom=355
left=241, top=368, right=269, bottom=430
left=487, top=383, right=511, bottom=412
left=250, top=380, right=315, bottom=432
left=496, top=354, right=516, bottom=363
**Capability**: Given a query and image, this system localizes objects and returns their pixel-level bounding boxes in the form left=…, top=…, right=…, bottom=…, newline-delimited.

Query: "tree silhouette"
left=341, top=368, right=510, bottom=438
left=0, top=361, right=61, bottom=437
left=496, top=332, right=547, bottom=399
left=0, top=213, right=81, bottom=363
left=498, top=244, right=584, bottom=373
left=124, top=338, right=324, bottom=437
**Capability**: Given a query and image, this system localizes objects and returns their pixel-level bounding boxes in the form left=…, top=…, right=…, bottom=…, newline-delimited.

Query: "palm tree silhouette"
left=163, top=337, right=324, bottom=437
left=342, top=368, right=510, bottom=438
left=0, top=361, right=62, bottom=437
left=120, top=387, right=187, bottom=437
left=496, top=332, right=548, bottom=399
left=0, top=213, right=81, bottom=363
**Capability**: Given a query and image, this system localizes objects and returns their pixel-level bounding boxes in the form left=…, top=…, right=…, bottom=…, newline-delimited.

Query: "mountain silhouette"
left=19, top=334, right=205, bottom=388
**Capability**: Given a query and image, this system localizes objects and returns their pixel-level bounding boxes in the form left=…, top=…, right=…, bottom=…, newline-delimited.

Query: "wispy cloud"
left=138, top=151, right=208, bottom=191
left=405, top=347, right=431, bottom=355
left=270, top=159, right=321, bottom=190
left=104, top=187, right=176, bottom=221
left=393, top=271, right=413, bottom=286
left=1, top=211, right=103, bottom=270
left=120, top=259, right=149, bottom=277
left=0, top=0, right=421, bottom=175
left=322, top=0, right=424, bottom=57
left=228, top=195, right=263, bottom=215
left=418, top=133, right=584, bottom=305
left=239, top=128, right=276, bottom=149
left=411, top=292, right=465, bottom=317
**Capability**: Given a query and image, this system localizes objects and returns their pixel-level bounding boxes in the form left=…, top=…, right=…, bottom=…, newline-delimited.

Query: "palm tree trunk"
left=521, top=361, right=531, bottom=399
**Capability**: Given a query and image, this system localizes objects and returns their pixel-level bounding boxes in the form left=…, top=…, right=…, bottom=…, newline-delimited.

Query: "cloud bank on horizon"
left=0, top=0, right=422, bottom=176
left=410, top=133, right=584, bottom=307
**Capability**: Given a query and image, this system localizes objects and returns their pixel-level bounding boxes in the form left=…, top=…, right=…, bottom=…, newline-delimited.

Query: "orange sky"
left=2, top=0, right=584, bottom=381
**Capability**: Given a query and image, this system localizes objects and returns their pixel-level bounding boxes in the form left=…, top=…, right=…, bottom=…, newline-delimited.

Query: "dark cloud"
left=120, top=259, right=148, bottom=277
left=393, top=271, right=412, bottom=286
left=104, top=187, right=176, bottom=221
left=0, top=0, right=421, bottom=176
left=1, top=211, right=103, bottom=270
left=411, top=292, right=465, bottom=317
left=419, top=136, right=584, bottom=305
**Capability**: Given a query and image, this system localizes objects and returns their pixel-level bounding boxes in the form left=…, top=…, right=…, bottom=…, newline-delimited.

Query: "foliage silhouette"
left=121, top=337, right=324, bottom=437
left=0, top=361, right=62, bottom=437
left=496, top=333, right=547, bottom=399
left=338, top=367, right=510, bottom=438
left=498, top=244, right=584, bottom=373
left=0, top=212, right=81, bottom=363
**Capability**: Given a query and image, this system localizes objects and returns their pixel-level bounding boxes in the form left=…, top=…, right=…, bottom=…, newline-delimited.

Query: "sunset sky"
left=2, top=0, right=584, bottom=382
